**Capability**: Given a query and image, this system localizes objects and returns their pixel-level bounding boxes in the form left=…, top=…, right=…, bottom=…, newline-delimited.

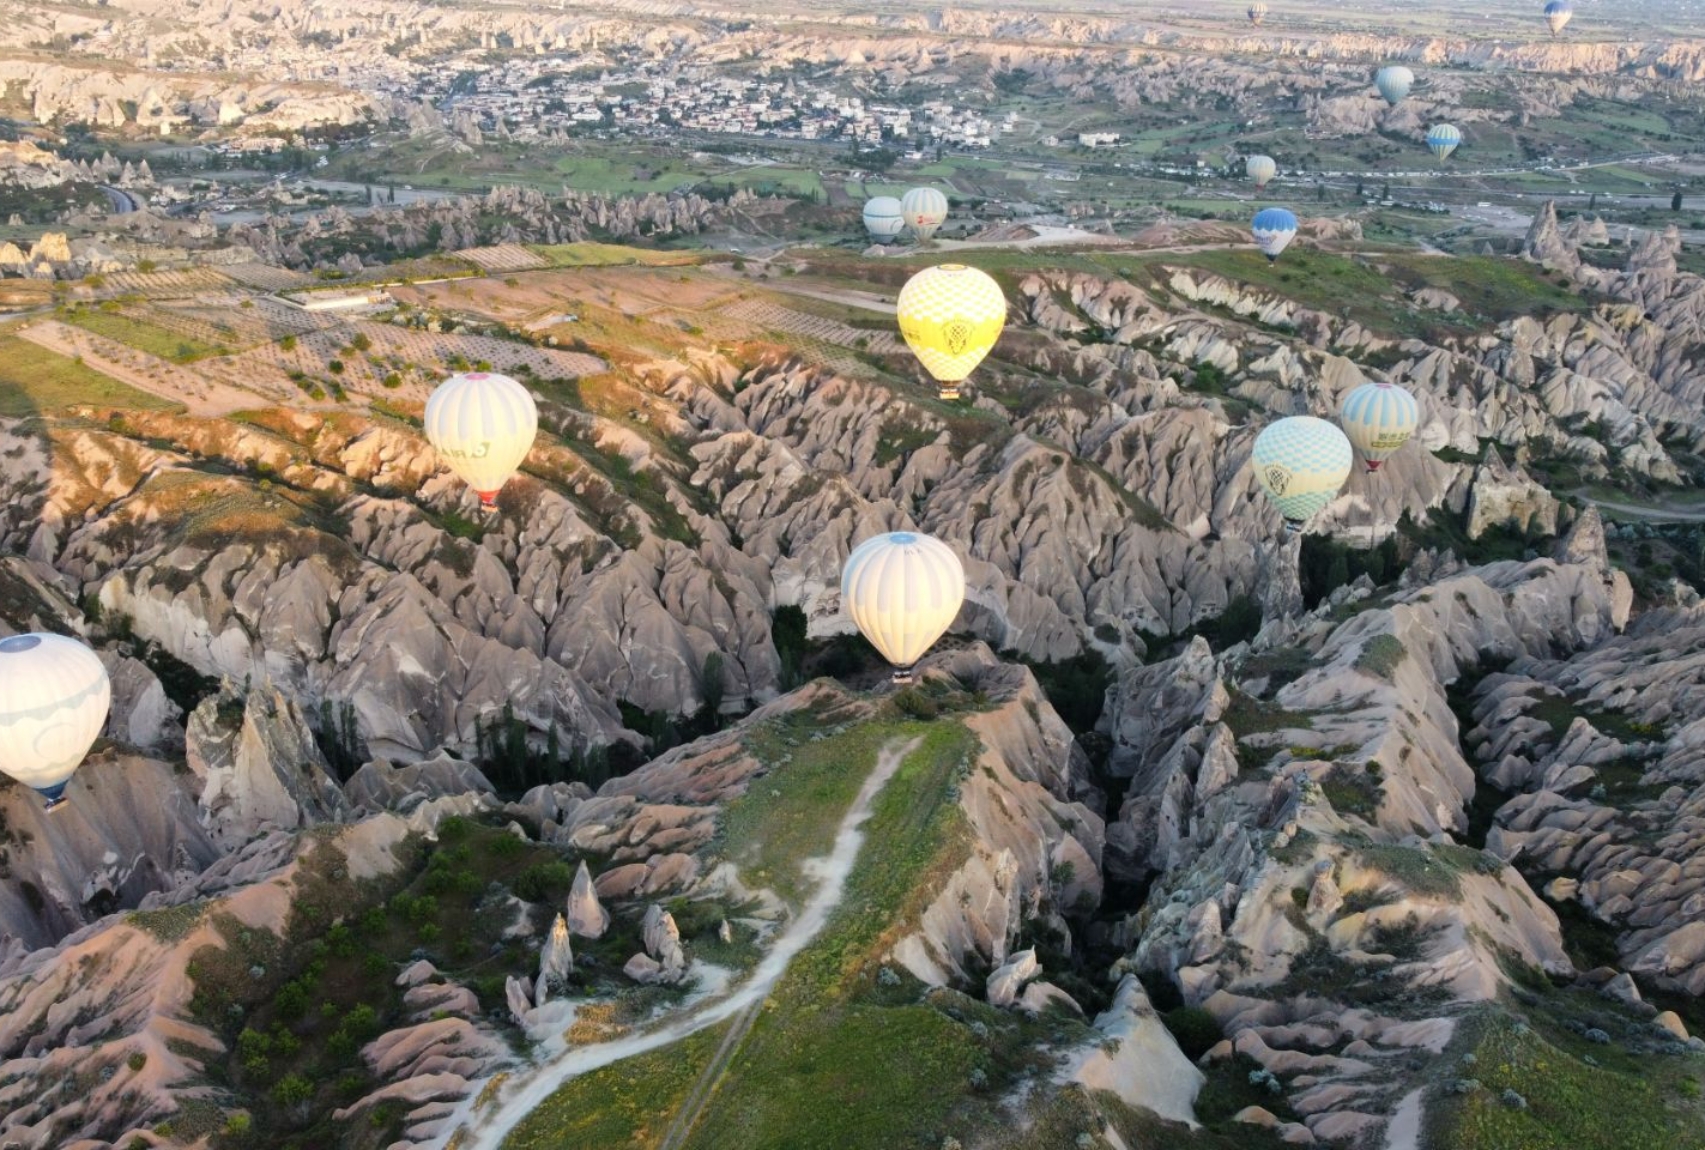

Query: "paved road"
left=98, top=185, right=140, bottom=214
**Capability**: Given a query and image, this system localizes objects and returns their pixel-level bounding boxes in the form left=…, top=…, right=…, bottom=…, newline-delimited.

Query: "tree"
left=700, top=652, right=726, bottom=725
left=1588, top=192, right=1597, bottom=211
left=1673, top=189, right=1685, bottom=212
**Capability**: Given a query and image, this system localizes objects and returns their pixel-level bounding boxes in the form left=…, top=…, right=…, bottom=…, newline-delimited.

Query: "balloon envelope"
left=1251, top=207, right=1299, bottom=261
left=1544, top=0, right=1572, bottom=34
left=1247, top=1, right=1268, bottom=24
left=424, top=371, right=539, bottom=507
left=0, top=633, right=110, bottom=808
left=1246, top=155, right=1277, bottom=188
left=1375, top=66, right=1414, bottom=106
left=1339, top=382, right=1419, bottom=470
left=862, top=196, right=905, bottom=241
left=901, top=187, right=949, bottom=241
left=840, top=532, right=966, bottom=674
left=896, top=264, right=1007, bottom=390
left=1426, top=123, right=1462, bottom=161
left=1252, top=416, right=1354, bottom=529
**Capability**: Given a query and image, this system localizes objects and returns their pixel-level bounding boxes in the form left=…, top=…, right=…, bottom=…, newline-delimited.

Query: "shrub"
left=127, top=1051, right=147, bottom=1072
left=274, top=1074, right=313, bottom=1107
left=223, top=1112, right=251, bottom=1135
left=1354, top=634, right=1407, bottom=680
left=511, top=861, right=573, bottom=902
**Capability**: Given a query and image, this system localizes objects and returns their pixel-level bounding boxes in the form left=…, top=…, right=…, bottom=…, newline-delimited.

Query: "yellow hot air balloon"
left=896, top=264, right=1007, bottom=401
left=0, top=633, right=111, bottom=811
left=1251, top=416, right=1353, bottom=533
left=839, top=532, right=966, bottom=682
left=424, top=371, right=539, bottom=510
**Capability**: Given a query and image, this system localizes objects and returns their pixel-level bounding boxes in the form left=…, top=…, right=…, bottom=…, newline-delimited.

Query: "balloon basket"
left=476, top=492, right=500, bottom=513
left=937, top=387, right=961, bottom=402
left=1365, top=461, right=1383, bottom=473
left=1282, top=518, right=1305, bottom=536
left=891, top=667, right=916, bottom=685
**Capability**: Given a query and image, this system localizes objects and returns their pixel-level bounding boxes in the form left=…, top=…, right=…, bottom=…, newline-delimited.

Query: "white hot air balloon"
left=0, top=633, right=111, bottom=811
left=862, top=196, right=906, bottom=242
left=424, top=371, right=539, bottom=510
left=901, top=187, right=950, bottom=242
left=1339, top=381, right=1419, bottom=472
left=1374, top=65, right=1414, bottom=107
left=1246, top=154, right=1277, bottom=189
left=839, top=532, right=966, bottom=683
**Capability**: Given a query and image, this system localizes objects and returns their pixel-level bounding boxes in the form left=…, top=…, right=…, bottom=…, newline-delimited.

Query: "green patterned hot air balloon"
left=1252, top=416, right=1354, bottom=532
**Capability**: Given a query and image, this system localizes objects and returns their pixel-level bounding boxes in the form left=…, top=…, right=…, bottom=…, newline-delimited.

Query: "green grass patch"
left=502, top=1023, right=728, bottom=1150
left=62, top=309, right=229, bottom=363
left=0, top=335, right=181, bottom=415
left=1428, top=1011, right=1705, bottom=1150
left=526, top=242, right=703, bottom=269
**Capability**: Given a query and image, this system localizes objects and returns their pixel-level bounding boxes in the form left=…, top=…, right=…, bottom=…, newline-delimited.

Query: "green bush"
left=1161, top=1005, right=1224, bottom=1062
left=512, top=861, right=574, bottom=902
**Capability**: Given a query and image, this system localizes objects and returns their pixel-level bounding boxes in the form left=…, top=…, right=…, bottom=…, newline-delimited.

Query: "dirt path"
left=1576, top=491, right=1705, bottom=523
left=655, top=998, right=763, bottom=1150
left=443, top=735, right=924, bottom=1150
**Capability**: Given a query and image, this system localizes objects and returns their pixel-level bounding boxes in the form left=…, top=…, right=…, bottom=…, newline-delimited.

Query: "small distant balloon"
left=1246, top=154, right=1277, bottom=189
left=1339, top=382, right=1419, bottom=472
left=862, top=196, right=906, bottom=242
left=1251, top=416, right=1354, bottom=532
left=1426, top=123, right=1462, bottom=162
left=1251, top=207, right=1299, bottom=262
left=839, top=532, right=966, bottom=682
left=1544, top=0, right=1572, bottom=35
left=1375, top=65, right=1414, bottom=106
left=895, top=264, right=1007, bottom=401
left=901, top=187, right=949, bottom=242
left=0, top=633, right=111, bottom=811
left=1247, top=1, right=1269, bottom=24
left=425, top=371, right=539, bottom=510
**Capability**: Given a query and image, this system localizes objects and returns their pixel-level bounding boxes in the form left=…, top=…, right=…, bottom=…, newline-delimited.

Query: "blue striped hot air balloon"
left=1339, top=382, right=1419, bottom=472
left=1251, top=207, right=1299, bottom=262
left=1375, top=66, right=1414, bottom=106
left=1426, top=123, right=1462, bottom=162
left=1544, top=0, right=1572, bottom=35
left=1252, top=416, right=1354, bottom=532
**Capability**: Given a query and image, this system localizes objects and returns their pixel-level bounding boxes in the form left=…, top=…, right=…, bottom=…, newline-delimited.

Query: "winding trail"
left=444, top=735, right=923, bottom=1150
left=1575, top=491, right=1705, bottom=524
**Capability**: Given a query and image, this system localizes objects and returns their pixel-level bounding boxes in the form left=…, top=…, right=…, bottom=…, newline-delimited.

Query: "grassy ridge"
left=683, top=720, right=982, bottom=1150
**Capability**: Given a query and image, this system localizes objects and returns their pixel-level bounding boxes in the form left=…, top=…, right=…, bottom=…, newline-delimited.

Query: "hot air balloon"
left=1247, top=1, right=1268, bottom=24
left=896, top=264, right=1007, bottom=401
left=862, top=196, right=905, bottom=242
left=424, top=371, right=539, bottom=510
left=1426, top=123, right=1462, bottom=162
left=1251, top=416, right=1353, bottom=533
left=1246, top=154, right=1277, bottom=189
left=1339, top=382, right=1419, bottom=472
left=839, top=532, right=966, bottom=682
left=1374, top=66, right=1414, bottom=107
left=901, top=187, right=950, bottom=242
left=0, top=633, right=111, bottom=811
left=1251, top=207, right=1299, bottom=262
left=1544, top=0, right=1572, bottom=35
